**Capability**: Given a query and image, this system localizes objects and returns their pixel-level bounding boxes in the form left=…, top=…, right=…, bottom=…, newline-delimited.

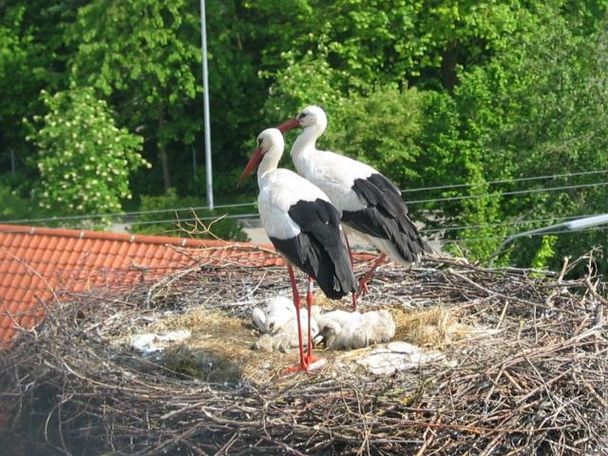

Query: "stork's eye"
left=257, top=138, right=263, bottom=147
left=298, top=112, right=307, bottom=120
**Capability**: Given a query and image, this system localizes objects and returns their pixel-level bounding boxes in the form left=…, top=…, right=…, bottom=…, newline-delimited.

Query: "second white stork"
left=240, top=128, right=357, bottom=372
left=277, top=105, right=429, bottom=295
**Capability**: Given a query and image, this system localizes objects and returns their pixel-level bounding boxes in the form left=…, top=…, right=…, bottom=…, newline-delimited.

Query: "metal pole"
left=200, top=0, right=214, bottom=210
left=489, top=213, right=608, bottom=262
left=192, top=147, right=198, bottom=192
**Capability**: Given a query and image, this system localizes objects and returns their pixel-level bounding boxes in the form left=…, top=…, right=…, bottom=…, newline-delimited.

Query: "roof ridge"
left=0, top=224, right=235, bottom=248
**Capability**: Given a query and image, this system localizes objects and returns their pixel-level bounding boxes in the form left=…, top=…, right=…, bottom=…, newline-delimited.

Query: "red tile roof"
left=0, top=224, right=284, bottom=346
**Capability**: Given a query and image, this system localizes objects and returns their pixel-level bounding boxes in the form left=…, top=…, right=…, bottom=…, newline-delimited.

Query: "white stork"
left=277, top=106, right=428, bottom=296
left=240, top=128, right=357, bottom=372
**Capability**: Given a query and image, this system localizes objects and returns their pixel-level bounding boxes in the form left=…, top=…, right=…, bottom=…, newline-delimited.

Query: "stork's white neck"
left=291, top=123, right=325, bottom=172
left=257, top=145, right=282, bottom=186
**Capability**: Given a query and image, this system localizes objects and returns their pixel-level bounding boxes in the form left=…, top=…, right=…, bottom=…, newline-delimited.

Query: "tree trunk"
left=158, top=113, right=171, bottom=192
left=158, top=142, right=171, bottom=192
left=441, top=41, right=458, bottom=92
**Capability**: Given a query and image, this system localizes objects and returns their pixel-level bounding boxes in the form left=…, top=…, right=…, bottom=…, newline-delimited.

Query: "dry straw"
left=1, top=251, right=607, bottom=455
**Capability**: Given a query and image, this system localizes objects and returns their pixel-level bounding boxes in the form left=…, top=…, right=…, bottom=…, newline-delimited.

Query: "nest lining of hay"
left=1, top=253, right=607, bottom=455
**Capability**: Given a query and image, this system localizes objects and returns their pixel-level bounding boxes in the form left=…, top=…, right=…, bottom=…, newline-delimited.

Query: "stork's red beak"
left=276, top=117, right=300, bottom=133
left=239, top=147, right=264, bottom=184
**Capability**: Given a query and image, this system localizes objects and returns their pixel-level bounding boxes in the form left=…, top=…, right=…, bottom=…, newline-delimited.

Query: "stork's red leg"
left=343, top=233, right=358, bottom=310
left=285, top=265, right=307, bottom=372
left=305, top=276, right=317, bottom=365
left=356, top=253, right=387, bottom=298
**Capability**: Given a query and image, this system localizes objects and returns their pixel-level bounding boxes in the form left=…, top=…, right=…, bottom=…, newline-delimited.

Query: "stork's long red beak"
left=239, top=147, right=264, bottom=184
left=276, top=117, right=301, bottom=133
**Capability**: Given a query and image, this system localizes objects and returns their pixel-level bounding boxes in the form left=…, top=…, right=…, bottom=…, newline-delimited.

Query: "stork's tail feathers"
left=270, top=233, right=356, bottom=300
left=392, top=215, right=429, bottom=263
left=314, top=242, right=357, bottom=300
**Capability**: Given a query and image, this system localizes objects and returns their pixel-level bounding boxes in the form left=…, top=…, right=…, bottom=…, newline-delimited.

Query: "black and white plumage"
left=270, top=199, right=355, bottom=300
left=277, top=105, right=428, bottom=270
left=240, top=128, right=356, bottom=371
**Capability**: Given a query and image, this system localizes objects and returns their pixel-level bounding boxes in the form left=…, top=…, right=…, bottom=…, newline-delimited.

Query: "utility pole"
left=200, top=0, right=214, bottom=210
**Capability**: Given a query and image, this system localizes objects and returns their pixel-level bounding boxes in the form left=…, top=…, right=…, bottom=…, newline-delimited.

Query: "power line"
left=106, top=212, right=604, bottom=232
left=135, top=213, right=606, bottom=233
left=129, top=219, right=608, bottom=247
left=130, top=212, right=260, bottom=226
left=439, top=224, right=608, bottom=245
left=400, top=169, right=608, bottom=194
left=407, top=181, right=608, bottom=205
left=420, top=213, right=603, bottom=235
left=0, top=202, right=258, bottom=225
left=1, top=172, right=606, bottom=225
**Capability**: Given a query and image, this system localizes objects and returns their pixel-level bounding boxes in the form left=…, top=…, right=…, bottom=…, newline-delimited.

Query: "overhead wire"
left=406, top=181, right=608, bottom=205
left=131, top=212, right=606, bottom=233
left=439, top=224, right=608, bottom=245
left=419, top=213, right=603, bottom=235
left=0, top=169, right=606, bottom=225
left=0, top=201, right=258, bottom=225
left=131, top=212, right=260, bottom=226
left=400, top=169, right=608, bottom=194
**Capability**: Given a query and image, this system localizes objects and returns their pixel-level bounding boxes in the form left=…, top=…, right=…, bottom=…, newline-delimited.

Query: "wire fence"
left=1, top=169, right=606, bottom=248
left=439, top=224, right=608, bottom=245
left=400, top=168, right=608, bottom=193
left=421, top=212, right=602, bottom=235
left=2, top=169, right=607, bottom=226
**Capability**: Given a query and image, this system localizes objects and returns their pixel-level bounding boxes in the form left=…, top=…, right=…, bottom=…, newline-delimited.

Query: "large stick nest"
left=1, top=251, right=607, bottom=455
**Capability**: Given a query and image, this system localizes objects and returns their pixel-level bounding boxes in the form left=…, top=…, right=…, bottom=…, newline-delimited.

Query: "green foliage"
left=130, top=189, right=249, bottom=241
left=1, top=0, right=607, bottom=271
left=263, top=57, right=342, bottom=124
left=0, top=6, right=53, bottom=173
left=0, top=8, right=34, bottom=128
left=416, top=4, right=608, bottom=266
left=69, top=0, right=200, bottom=105
left=264, top=63, right=423, bottom=188
left=531, top=235, right=558, bottom=270
left=68, top=0, right=202, bottom=191
left=249, top=0, right=527, bottom=92
left=0, top=182, right=32, bottom=221
left=204, top=1, right=267, bottom=172
left=27, top=87, right=148, bottom=227
left=323, top=84, right=423, bottom=186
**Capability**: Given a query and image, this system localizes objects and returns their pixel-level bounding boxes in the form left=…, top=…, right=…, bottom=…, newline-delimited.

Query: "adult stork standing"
left=240, top=128, right=357, bottom=372
left=277, top=106, right=428, bottom=298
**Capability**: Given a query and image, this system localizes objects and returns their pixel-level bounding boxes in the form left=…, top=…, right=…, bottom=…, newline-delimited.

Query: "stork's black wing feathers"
left=342, top=173, right=429, bottom=262
left=270, top=198, right=356, bottom=300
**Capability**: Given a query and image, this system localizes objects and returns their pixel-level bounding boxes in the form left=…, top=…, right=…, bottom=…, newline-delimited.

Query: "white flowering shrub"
left=28, top=87, right=150, bottom=226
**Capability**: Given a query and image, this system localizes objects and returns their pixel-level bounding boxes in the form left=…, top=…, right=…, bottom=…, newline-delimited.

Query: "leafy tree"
left=0, top=8, right=35, bottom=170
left=68, top=0, right=202, bottom=193
left=27, top=87, right=148, bottom=227
left=248, top=0, right=531, bottom=95
left=480, top=7, right=608, bottom=268
left=530, top=235, right=558, bottom=271
left=0, top=179, right=32, bottom=221
left=0, top=4, right=62, bottom=177
left=204, top=1, right=268, bottom=175
left=417, top=3, right=608, bottom=266
left=324, top=84, right=423, bottom=187
left=262, top=57, right=342, bottom=125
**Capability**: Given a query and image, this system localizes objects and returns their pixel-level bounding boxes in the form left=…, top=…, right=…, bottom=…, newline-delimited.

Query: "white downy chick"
left=251, top=296, right=294, bottom=334
left=252, top=295, right=319, bottom=352
left=316, top=309, right=395, bottom=350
